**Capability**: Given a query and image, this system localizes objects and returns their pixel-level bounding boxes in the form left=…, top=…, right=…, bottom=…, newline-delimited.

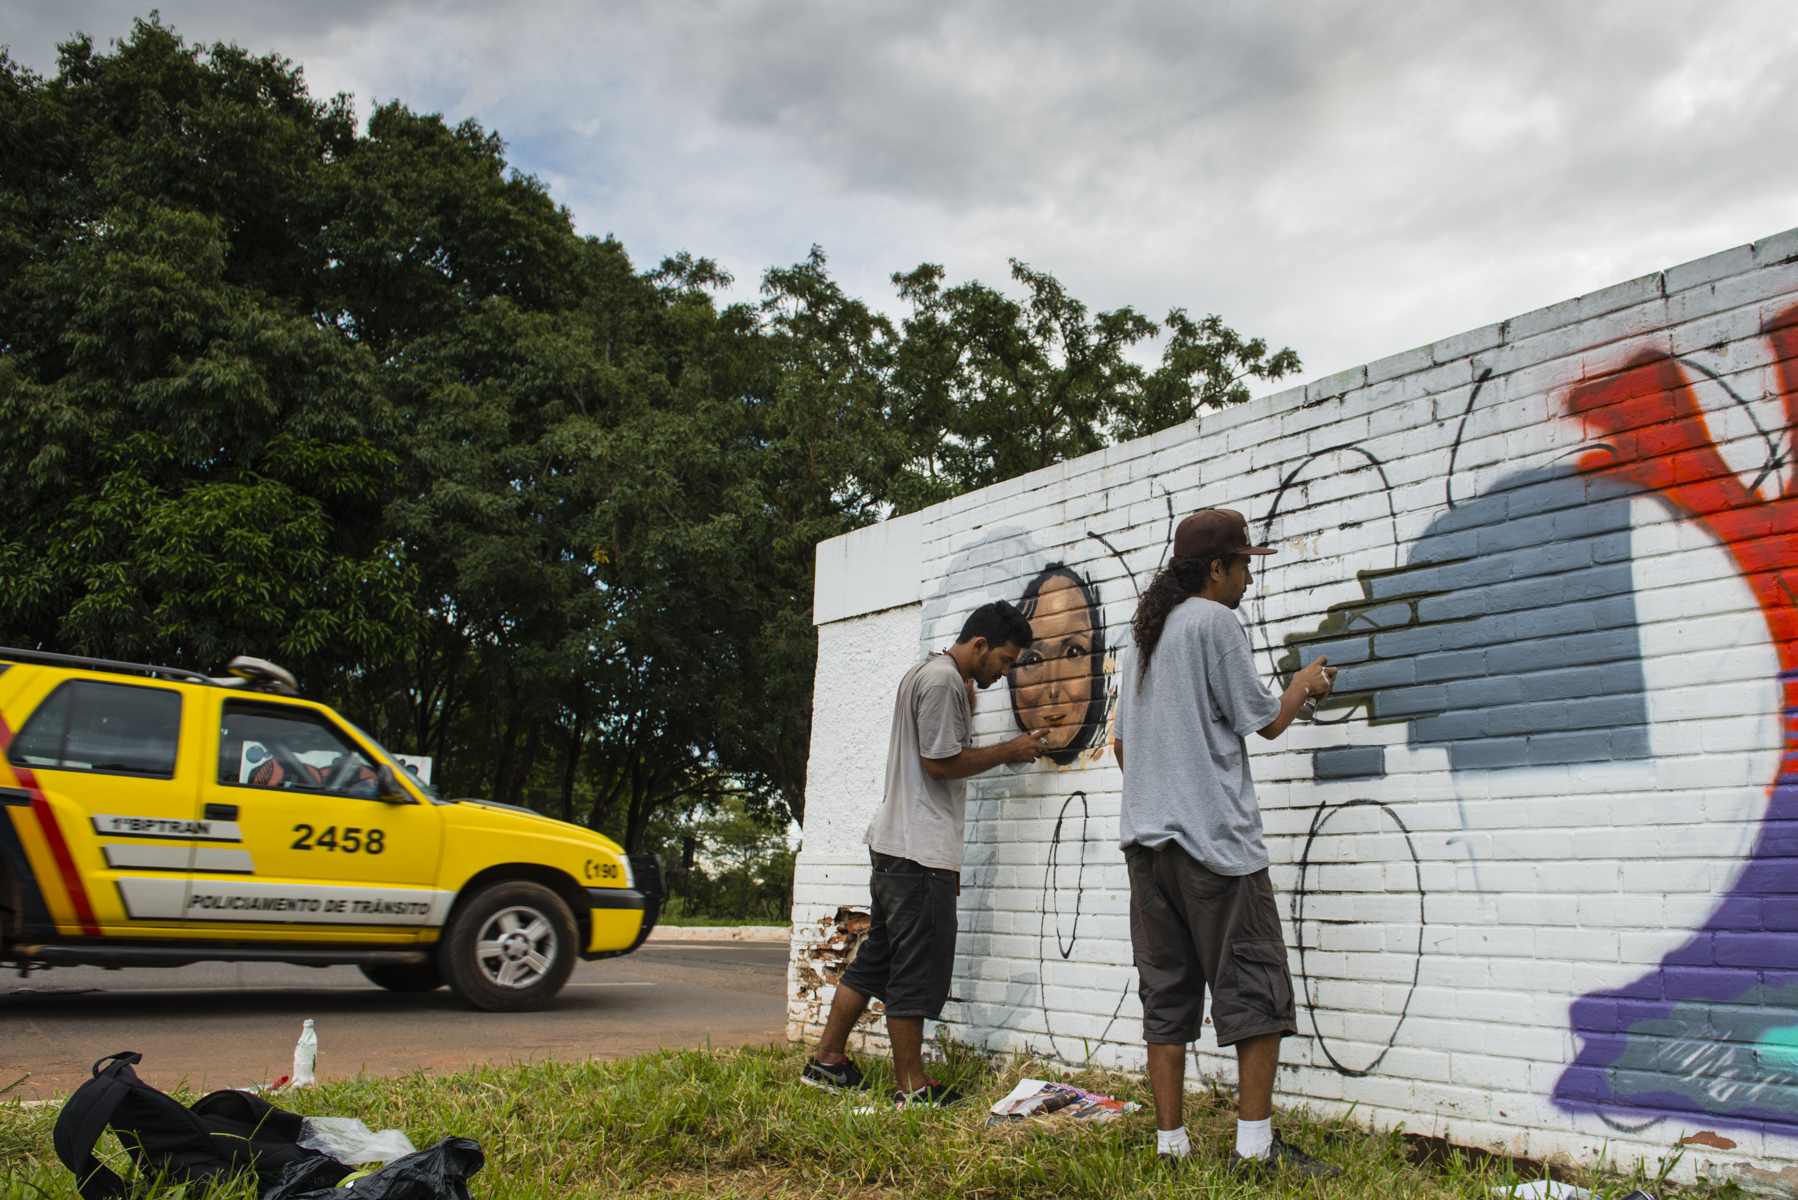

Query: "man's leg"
left=1146, top=1042, right=1187, bottom=1131
left=877, top=861, right=959, bottom=1101
left=1126, top=846, right=1205, bottom=1158
left=1233, top=1031, right=1280, bottom=1121
left=1202, top=869, right=1334, bottom=1174
left=814, top=980, right=871, bottom=1065
left=888, top=1016, right=928, bottom=1094
left=804, top=859, right=891, bottom=1094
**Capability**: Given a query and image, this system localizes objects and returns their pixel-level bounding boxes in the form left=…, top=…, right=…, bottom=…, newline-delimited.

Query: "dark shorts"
left=1126, top=842, right=1298, bottom=1046
left=838, top=851, right=959, bottom=1019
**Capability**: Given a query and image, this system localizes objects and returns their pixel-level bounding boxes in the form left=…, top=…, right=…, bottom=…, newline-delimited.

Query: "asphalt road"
left=0, top=939, right=790, bottom=1101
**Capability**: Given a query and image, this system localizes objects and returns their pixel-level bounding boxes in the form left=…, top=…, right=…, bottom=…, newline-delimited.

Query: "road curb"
left=647, top=925, right=790, bottom=942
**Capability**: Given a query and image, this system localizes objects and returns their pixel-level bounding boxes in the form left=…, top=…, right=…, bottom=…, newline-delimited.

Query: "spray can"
left=292, top=1018, right=317, bottom=1087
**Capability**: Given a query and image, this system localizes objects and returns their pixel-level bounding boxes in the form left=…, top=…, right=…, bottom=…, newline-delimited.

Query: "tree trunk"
left=507, top=721, right=543, bottom=809
left=434, top=649, right=460, bottom=794
left=559, top=722, right=584, bottom=823
left=491, top=707, right=520, bottom=805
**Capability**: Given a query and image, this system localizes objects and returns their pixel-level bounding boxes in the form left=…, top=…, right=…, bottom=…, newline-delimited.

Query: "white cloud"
left=10, top=0, right=1798, bottom=386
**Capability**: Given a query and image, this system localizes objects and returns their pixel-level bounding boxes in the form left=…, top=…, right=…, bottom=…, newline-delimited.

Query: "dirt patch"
left=1402, top=1132, right=1582, bottom=1186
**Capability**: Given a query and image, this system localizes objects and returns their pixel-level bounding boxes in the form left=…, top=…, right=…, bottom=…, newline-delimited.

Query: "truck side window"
left=8, top=681, right=182, bottom=777
left=219, top=702, right=379, bottom=799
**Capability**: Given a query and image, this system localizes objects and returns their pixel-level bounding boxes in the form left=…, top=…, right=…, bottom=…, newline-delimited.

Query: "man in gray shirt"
left=1112, top=508, right=1338, bottom=1174
left=803, top=601, right=1048, bottom=1108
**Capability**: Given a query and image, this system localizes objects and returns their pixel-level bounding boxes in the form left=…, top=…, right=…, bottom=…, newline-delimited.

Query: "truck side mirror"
left=376, top=763, right=414, bottom=804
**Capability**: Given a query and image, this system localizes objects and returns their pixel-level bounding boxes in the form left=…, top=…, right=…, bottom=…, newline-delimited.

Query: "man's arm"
left=1112, top=737, right=1123, bottom=771
left=922, top=731, right=1045, bottom=781
left=1256, top=655, right=1336, bottom=740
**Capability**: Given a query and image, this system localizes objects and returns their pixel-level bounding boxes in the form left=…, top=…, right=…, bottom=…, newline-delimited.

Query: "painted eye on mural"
left=1062, top=643, right=1087, bottom=662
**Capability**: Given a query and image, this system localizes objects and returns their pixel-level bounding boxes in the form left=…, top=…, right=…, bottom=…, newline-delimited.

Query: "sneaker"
left=893, top=1082, right=966, bottom=1109
left=1231, top=1134, right=1341, bottom=1179
left=801, top=1055, right=867, bottom=1093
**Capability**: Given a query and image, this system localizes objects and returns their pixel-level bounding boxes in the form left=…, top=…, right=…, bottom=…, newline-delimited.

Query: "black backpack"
left=53, top=1051, right=351, bottom=1199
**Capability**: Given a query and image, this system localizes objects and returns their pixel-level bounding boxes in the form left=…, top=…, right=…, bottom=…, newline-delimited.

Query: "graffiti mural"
left=797, top=233, right=1798, bottom=1172
left=1258, top=310, right=1796, bottom=1127
left=1552, top=305, right=1798, bottom=1128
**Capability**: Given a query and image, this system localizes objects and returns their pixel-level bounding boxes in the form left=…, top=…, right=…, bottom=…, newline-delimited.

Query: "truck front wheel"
left=441, top=881, right=578, bottom=1012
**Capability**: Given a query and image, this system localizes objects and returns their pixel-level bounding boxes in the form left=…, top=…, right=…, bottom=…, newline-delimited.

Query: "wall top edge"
left=813, top=510, right=925, bottom=625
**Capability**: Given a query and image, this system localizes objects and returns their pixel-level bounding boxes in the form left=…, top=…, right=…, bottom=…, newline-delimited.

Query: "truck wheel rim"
left=473, top=904, right=558, bottom=988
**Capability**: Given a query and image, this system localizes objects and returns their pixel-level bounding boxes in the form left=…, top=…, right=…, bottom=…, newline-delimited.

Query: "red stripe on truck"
left=0, top=713, right=101, bottom=936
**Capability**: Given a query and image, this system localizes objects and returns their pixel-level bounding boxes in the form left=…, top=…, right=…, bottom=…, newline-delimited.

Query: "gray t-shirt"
left=865, top=653, right=973, bottom=872
left=1113, top=598, right=1282, bottom=875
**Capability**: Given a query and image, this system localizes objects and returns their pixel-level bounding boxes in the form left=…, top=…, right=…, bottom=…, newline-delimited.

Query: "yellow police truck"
left=0, top=648, right=661, bottom=1011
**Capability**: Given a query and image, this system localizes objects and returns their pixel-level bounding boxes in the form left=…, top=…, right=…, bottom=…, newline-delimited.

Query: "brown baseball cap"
left=1173, top=508, right=1276, bottom=558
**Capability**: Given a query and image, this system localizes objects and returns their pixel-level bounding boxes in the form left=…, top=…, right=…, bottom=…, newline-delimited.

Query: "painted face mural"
left=1010, top=566, right=1108, bottom=765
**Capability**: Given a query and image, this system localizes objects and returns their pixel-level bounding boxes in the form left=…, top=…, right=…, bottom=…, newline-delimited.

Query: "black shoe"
left=1231, top=1134, right=1341, bottom=1179
left=801, top=1055, right=867, bottom=1093
left=894, top=1082, right=965, bottom=1109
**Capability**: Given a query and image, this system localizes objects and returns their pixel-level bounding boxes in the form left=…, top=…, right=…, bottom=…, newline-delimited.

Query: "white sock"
left=1236, top=1117, right=1273, bottom=1159
left=1156, top=1127, right=1191, bottom=1158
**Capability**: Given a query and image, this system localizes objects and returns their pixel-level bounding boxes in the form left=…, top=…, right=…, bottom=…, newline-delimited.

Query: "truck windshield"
left=346, top=721, right=442, bottom=801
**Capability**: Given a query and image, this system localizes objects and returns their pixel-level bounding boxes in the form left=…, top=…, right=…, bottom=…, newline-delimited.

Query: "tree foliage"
left=0, top=19, right=1299, bottom=851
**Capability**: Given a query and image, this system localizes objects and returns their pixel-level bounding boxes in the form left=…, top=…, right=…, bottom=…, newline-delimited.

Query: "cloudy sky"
left=8, top=1, right=1798, bottom=387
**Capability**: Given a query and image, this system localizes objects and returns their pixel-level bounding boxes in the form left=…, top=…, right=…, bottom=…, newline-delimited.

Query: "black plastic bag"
left=265, top=1136, right=484, bottom=1200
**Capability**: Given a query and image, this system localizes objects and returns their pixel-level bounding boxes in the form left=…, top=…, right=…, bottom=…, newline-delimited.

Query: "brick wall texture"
left=791, top=228, right=1798, bottom=1181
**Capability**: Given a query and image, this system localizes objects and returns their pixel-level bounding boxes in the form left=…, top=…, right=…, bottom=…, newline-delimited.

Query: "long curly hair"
left=1131, top=552, right=1243, bottom=689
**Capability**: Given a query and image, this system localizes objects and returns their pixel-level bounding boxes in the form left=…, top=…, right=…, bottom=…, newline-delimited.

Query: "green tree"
left=0, top=18, right=1300, bottom=852
left=663, top=795, right=796, bottom=923
left=889, top=260, right=1303, bottom=502
left=892, top=259, right=1156, bottom=496
left=0, top=27, right=414, bottom=674
left=1114, top=309, right=1303, bottom=442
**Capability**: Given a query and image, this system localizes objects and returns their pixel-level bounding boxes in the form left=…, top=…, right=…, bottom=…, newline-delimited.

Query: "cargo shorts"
left=838, top=851, right=959, bottom=1019
left=1125, top=841, right=1298, bottom=1046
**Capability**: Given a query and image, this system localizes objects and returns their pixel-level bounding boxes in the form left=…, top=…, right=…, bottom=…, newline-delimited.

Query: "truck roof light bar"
left=0, top=645, right=210, bottom=683
left=0, top=646, right=299, bottom=694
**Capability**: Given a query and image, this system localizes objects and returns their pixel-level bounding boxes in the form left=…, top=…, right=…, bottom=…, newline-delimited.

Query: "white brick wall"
left=794, top=227, right=1798, bottom=1183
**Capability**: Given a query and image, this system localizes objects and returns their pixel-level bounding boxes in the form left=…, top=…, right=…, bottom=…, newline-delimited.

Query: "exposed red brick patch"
left=1680, top=1131, right=1738, bottom=1151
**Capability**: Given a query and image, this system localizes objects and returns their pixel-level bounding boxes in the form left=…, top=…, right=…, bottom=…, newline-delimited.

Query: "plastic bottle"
left=292, top=1018, right=317, bottom=1087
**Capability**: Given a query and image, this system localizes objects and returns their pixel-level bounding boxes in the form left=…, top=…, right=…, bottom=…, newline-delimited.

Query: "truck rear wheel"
left=441, top=881, right=577, bottom=1012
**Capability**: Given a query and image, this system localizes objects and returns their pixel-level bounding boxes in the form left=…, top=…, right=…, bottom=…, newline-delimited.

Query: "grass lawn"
left=0, top=1042, right=1720, bottom=1199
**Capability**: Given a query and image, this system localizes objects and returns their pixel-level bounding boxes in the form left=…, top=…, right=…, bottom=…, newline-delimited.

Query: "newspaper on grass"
left=1490, top=1181, right=1592, bottom=1200
left=984, top=1078, right=1139, bottom=1129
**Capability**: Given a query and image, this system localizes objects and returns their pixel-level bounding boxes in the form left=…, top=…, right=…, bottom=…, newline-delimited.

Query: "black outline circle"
left=1292, top=798, right=1425, bottom=1077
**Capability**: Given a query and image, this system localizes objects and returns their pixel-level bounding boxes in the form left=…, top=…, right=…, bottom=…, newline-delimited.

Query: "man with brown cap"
left=1111, top=508, right=1339, bottom=1175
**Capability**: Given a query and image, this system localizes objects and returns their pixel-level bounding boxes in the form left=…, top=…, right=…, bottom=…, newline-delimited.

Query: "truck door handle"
left=204, top=803, right=238, bottom=821
left=0, top=787, right=31, bottom=806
